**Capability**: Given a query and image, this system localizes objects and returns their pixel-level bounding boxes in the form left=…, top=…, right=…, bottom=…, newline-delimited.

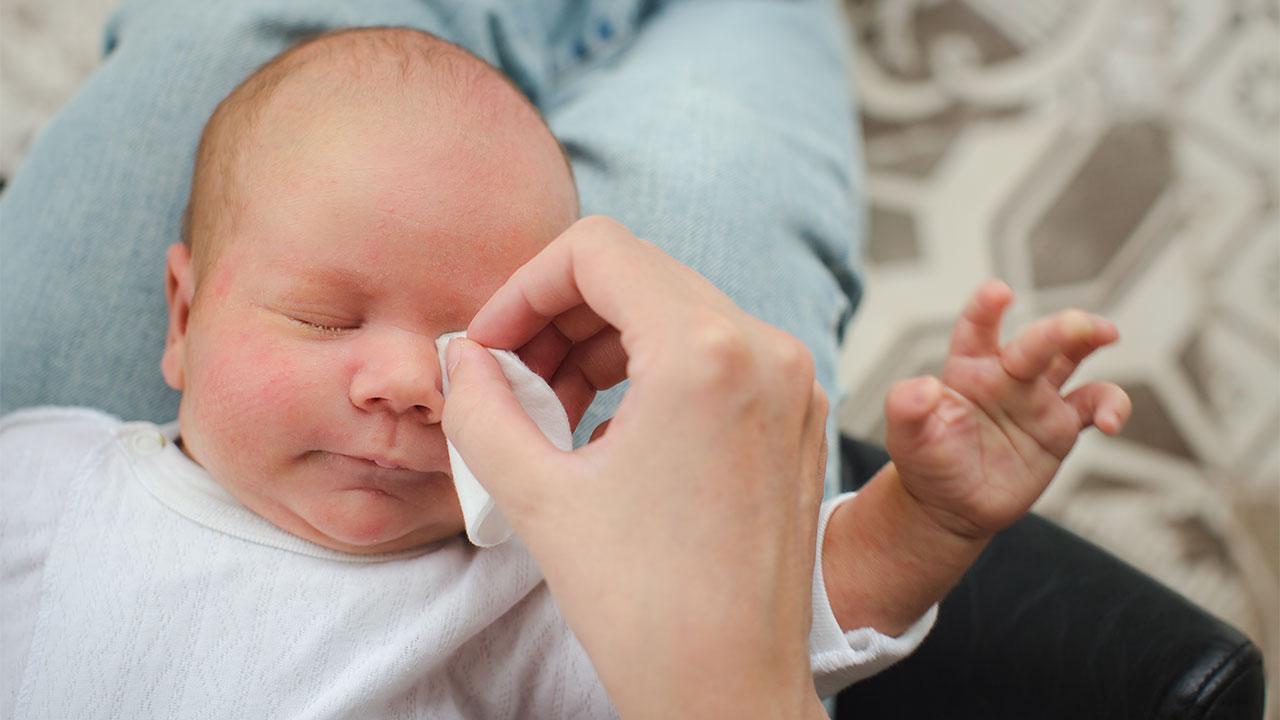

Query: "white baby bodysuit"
left=0, top=407, right=936, bottom=718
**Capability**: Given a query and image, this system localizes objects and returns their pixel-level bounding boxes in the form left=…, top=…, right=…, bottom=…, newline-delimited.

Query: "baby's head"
left=161, top=28, right=578, bottom=554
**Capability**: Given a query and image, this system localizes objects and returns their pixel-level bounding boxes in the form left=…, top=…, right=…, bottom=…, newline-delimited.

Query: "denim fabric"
left=0, top=0, right=865, bottom=499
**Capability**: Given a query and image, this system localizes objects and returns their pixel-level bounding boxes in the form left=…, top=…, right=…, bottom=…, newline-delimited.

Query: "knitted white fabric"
left=810, top=494, right=938, bottom=697
left=0, top=408, right=934, bottom=718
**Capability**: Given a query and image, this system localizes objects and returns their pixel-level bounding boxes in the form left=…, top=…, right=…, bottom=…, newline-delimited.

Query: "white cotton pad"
left=436, top=331, right=573, bottom=547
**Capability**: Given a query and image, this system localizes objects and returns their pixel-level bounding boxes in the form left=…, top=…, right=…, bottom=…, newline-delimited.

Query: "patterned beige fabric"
left=840, top=0, right=1279, bottom=711
left=0, top=0, right=111, bottom=180
left=3, top=0, right=1277, bottom=711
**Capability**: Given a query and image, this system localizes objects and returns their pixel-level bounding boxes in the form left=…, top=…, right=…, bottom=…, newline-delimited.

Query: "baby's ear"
left=161, top=243, right=196, bottom=390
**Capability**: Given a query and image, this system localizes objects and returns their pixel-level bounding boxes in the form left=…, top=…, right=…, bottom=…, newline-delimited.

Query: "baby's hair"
left=182, top=26, right=577, bottom=278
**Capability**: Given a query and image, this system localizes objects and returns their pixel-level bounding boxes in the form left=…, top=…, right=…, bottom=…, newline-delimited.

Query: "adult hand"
left=442, top=216, right=829, bottom=719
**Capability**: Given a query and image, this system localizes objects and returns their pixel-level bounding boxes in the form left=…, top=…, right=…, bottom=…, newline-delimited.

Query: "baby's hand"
left=885, top=280, right=1131, bottom=540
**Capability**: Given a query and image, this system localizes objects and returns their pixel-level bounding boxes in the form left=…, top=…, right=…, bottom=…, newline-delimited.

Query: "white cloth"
left=810, top=494, right=938, bottom=697
left=435, top=331, right=572, bottom=548
left=0, top=408, right=935, bottom=719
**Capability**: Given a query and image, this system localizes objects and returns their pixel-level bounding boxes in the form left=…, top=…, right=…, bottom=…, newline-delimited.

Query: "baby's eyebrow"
left=283, top=265, right=373, bottom=299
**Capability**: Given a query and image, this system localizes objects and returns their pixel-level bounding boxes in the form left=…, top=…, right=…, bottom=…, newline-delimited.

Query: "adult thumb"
left=441, top=337, right=558, bottom=502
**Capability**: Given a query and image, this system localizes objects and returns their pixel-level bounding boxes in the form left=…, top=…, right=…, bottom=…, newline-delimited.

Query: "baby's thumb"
left=442, top=337, right=557, bottom=502
left=884, top=376, right=942, bottom=452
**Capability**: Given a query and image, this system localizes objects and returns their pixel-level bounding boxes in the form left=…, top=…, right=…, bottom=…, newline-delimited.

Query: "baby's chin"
left=300, top=483, right=467, bottom=555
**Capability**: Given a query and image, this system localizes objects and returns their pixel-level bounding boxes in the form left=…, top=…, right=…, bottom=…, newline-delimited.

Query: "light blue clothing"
left=0, top=0, right=865, bottom=499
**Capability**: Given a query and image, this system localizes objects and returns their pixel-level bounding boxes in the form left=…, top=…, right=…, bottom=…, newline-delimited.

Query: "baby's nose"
left=349, top=329, right=445, bottom=423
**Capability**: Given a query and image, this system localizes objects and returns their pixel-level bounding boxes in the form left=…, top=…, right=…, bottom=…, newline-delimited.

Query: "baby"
left=1, top=27, right=1128, bottom=718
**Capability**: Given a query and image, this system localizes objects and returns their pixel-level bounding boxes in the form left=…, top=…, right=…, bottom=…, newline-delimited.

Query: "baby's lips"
left=369, top=456, right=411, bottom=470
left=334, top=450, right=443, bottom=475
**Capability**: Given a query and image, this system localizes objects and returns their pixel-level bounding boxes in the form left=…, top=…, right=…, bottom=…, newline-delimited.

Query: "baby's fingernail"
left=1063, top=310, right=1093, bottom=340
left=916, top=377, right=939, bottom=405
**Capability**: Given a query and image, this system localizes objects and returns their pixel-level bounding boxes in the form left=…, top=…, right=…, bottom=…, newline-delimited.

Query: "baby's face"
left=166, top=96, right=576, bottom=554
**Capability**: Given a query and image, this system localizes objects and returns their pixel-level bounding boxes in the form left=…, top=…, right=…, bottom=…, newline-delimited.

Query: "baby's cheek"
left=200, top=336, right=304, bottom=427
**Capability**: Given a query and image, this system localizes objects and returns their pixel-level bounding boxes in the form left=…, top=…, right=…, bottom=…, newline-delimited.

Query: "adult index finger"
left=466, top=216, right=692, bottom=351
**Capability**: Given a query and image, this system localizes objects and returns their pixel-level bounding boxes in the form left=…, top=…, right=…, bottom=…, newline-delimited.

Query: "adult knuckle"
left=684, top=313, right=752, bottom=386
left=574, top=214, right=628, bottom=240
left=811, top=382, right=830, bottom=418
left=772, top=334, right=815, bottom=382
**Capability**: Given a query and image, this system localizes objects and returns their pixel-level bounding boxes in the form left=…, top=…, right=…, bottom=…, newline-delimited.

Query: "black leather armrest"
left=834, top=437, right=1267, bottom=720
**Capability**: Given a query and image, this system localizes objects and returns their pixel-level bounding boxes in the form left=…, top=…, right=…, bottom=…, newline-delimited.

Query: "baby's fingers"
left=1064, top=381, right=1131, bottom=435
left=1001, top=310, right=1118, bottom=384
left=948, top=280, right=1015, bottom=358
left=883, top=376, right=944, bottom=452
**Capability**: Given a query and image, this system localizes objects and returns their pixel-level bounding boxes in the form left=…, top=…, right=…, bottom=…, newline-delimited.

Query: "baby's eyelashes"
left=292, top=316, right=359, bottom=334
left=259, top=299, right=364, bottom=335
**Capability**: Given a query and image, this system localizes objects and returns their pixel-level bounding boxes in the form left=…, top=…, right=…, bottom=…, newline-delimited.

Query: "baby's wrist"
left=822, top=463, right=989, bottom=635
left=893, top=471, right=998, bottom=544
left=880, top=464, right=993, bottom=555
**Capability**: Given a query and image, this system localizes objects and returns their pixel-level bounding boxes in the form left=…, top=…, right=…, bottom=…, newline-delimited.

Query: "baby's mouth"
left=328, top=451, right=446, bottom=478
left=351, top=454, right=417, bottom=472
left=367, top=456, right=410, bottom=470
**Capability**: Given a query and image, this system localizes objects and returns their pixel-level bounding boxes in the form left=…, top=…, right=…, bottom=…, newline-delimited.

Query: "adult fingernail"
left=446, top=337, right=469, bottom=375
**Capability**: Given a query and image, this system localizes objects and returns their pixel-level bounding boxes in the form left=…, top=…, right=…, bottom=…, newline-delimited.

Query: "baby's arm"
left=820, top=463, right=986, bottom=637
left=821, top=281, right=1131, bottom=636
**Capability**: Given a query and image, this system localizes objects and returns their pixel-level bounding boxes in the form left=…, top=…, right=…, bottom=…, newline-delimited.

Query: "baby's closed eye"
left=256, top=300, right=363, bottom=335
left=288, top=315, right=360, bottom=334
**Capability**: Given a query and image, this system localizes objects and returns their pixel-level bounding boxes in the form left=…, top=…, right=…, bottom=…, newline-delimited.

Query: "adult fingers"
left=553, top=303, right=613, bottom=343
left=441, top=337, right=561, bottom=510
left=549, top=327, right=628, bottom=429
left=1001, top=310, right=1118, bottom=383
left=515, top=323, right=572, bottom=382
left=517, top=304, right=615, bottom=382
left=467, top=216, right=689, bottom=352
left=947, top=280, right=1014, bottom=359
left=1063, top=381, right=1131, bottom=435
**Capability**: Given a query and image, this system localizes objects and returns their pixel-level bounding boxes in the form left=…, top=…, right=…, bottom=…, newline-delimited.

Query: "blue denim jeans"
left=0, top=0, right=865, bottom=499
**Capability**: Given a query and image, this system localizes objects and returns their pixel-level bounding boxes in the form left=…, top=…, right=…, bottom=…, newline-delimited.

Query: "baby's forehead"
left=251, top=30, right=543, bottom=143
left=244, top=33, right=570, bottom=204
left=190, top=28, right=578, bottom=279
